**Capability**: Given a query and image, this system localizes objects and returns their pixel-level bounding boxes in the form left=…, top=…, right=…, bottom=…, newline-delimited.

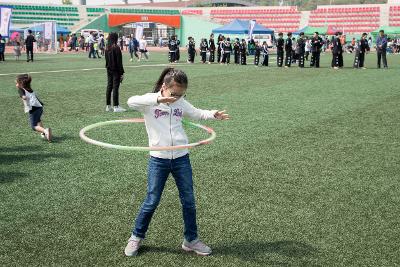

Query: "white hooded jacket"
left=127, top=92, right=217, bottom=159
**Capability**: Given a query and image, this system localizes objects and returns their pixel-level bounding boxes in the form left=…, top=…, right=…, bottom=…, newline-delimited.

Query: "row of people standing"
left=185, top=34, right=269, bottom=66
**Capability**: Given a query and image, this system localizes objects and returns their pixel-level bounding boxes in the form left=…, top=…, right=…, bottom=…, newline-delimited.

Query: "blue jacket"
left=129, top=38, right=139, bottom=52
left=376, top=35, right=387, bottom=50
left=0, top=40, right=5, bottom=53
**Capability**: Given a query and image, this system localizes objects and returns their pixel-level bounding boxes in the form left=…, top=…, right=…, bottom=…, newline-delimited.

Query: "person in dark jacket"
left=284, top=32, right=293, bottom=67
left=331, top=32, right=343, bottom=69
left=187, top=36, right=196, bottom=63
left=105, top=32, right=125, bottom=112
left=310, top=32, right=324, bottom=68
left=240, top=39, right=247, bottom=65
left=0, top=34, right=5, bottom=61
left=25, top=30, right=36, bottom=62
left=276, top=32, right=284, bottom=67
left=200, top=38, right=208, bottom=63
left=353, top=33, right=370, bottom=69
left=168, top=35, right=178, bottom=63
left=209, top=34, right=215, bottom=63
left=233, top=38, right=240, bottom=64
left=296, top=32, right=306, bottom=68
left=254, top=41, right=261, bottom=66
left=376, top=30, right=388, bottom=69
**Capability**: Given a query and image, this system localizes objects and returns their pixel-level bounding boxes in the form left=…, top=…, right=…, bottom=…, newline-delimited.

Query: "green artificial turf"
left=0, top=51, right=399, bottom=266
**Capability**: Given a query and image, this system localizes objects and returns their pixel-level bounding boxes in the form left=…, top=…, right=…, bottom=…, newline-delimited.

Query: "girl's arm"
left=127, top=93, right=158, bottom=112
left=182, top=100, right=229, bottom=120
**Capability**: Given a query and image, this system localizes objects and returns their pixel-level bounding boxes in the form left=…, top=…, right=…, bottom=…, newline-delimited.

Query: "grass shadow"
left=0, top=171, right=28, bottom=183
left=0, top=152, right=71, bottom=165
left=214, top=240, right=320, bottom=266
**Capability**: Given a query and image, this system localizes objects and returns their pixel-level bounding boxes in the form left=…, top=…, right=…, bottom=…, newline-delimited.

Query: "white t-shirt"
left=139, top=39, right=147, bottom=51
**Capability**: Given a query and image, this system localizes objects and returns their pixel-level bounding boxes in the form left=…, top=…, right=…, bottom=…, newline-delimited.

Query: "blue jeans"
left=133, top=154, right=198, bottom=242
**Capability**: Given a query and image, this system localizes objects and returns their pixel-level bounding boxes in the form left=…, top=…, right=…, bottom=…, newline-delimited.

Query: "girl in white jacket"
left=125, top=67, right=229, bottom=257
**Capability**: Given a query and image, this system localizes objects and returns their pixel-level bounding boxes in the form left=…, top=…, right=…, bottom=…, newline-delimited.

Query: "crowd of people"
left=176, top=30, right=389, bottom=69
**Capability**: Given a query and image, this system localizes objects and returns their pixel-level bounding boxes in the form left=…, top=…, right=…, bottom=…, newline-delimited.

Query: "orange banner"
left=109, top=14, right=181, bottom=28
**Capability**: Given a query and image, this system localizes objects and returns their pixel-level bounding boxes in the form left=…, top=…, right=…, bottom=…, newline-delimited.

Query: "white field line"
left=0, top=63, right=190, bottom=77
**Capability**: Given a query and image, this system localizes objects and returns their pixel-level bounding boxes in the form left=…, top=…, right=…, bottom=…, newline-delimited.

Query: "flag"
left=135, top=23, right=143, bottom=40
left=249, top=20, right=256, bottom=40
left=0, top=6, right=12, bottom=38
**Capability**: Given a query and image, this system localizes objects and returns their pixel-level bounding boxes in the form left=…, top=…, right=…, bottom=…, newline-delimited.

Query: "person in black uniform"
left=296, top=32, right=306, bottom=68
left=240, top=39, right=247, bottom=65
left=200, top=38, right=208, bottom=63
left=310, top=32, right=323, bottom=68
left=221, top=37, right=232, bottom=64
left=25, top=30, right=36, bottom=62
left=233, top=38, right=240, bottom=64
left=353, top=33, right=370, bottom=69
left=284, top=32, right=293, bottom=67
left=209, top=34, right=215, bottom=63
left=168, top=35, right=178, bottom=63
left=254, top=41, right=261, bottom=66
left=105, top=32, right=125, bottom=112
left=217, top=34, right=223, bottom=63
left=173, top=35, right=180, bottom=62
left=276, top=32, right=284, bottom=67
left=187, top=36, right=196, bottom=64
left=261, top=41, right=269, bottom=66
left=331, top=32, right=343, bottom=69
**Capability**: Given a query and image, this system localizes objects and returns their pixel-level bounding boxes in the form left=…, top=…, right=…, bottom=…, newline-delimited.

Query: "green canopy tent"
left=294, top=26, right=328, bottom=36
left=371, top=26, right=400, bottom=37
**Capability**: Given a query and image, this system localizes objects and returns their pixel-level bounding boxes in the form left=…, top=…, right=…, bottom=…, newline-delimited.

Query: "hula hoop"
left=79, top=118, right=216, bottom=151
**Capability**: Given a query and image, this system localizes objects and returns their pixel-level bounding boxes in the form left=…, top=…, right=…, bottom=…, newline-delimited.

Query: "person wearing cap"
left=24, top=29, right=36, bottom=62
left=353, top=33, right=370, bottom=69
left=310, top=32, right=324, bottom=68
left=331, top=32, right=343, bottom=69
left=296, top=32, right=306, bottom=68
left=276, top=32, right=284, bottom=67
left=376, top=30, right=388, bottom=69
left=284, top=32, right=293, bottom=67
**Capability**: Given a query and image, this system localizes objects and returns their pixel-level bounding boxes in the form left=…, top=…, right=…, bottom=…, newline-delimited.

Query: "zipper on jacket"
left=169, top=106, right=174, bottom=159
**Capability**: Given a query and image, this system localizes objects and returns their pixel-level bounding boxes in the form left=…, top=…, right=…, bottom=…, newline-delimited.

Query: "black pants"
left=262, top=54, right=268, bottom=66
left=277, top=50, right=284, bottom=67
left=240, top=52, right=246, bottom=65
left=298, top=53, right=305, bottom=68
left=234, top=51, right=240, bottom=64
left=217, top=48, right=221, bottom=63
left=0, top=52, right=4, bottom=61
left=310, top=52, right=320, bottom=67
left=209, top=50, right=215, bottom=62
left=332, top=53, right=340, bottom=67
left=377, top=50, right=388, bottom=68
left=200, top=51, right=206, bottom=63
left=106, top=71, right=121, bottom=106
left=222, top=52, right=230, bottom=64
left=305, top=51, right=309, bottom=61
left=88, top=43, right=96, bottom=58
left=168, top=51, right=176, bottom=63
left=285, top=50, right=292, bottom=67
left=188, top=51, right=195, bottom=63
left=254, top=54, right=260, bottom=66
left=26, top=46, right=34, bottom=61
left=353, top=50, right=365, bottom=68
left=130, top=50, right=138, bottom=59
left=176, top=49, right=180, bottom=61
left=338, top=53, right=343, bottom=67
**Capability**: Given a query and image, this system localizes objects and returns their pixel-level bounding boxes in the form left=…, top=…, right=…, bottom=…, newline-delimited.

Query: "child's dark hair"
left=16, top=74, right=32, bottom=90
left=107, top=32, right=118, bottom=48
left=153, top=68, right=188, bottom=93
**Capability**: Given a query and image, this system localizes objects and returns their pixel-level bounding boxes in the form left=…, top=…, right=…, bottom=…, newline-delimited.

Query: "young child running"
left=16, top=74, right=52, bottom=141
left=126, top=67, right=229, bottom=256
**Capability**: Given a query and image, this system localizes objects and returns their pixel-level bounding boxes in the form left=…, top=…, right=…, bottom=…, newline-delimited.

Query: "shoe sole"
left=124, top=249, right=138, bottom=257
left=182, top=244, right=211, bottom=256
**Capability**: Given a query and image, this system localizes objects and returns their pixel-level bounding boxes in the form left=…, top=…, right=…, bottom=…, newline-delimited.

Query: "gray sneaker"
left=182, top=239, right=212, bottom=256
left=124, top=235, right=142, bottom=256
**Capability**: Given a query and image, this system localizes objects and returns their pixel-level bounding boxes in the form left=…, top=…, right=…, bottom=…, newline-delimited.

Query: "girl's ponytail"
left=153, top=67, right=174, bottom=92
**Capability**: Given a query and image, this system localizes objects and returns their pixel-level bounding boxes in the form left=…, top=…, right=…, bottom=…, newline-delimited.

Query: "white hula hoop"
left=79, top=118, right=216, bottom=151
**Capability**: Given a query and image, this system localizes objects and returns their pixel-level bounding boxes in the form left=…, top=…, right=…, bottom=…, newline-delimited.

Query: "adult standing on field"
left=376, top=30, right=388, bottom=69
left=25, top=30, right=36, bottom=62
left=310, top=32, right=323, bottom=68
left=105, top=32, right=126, bottom=112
